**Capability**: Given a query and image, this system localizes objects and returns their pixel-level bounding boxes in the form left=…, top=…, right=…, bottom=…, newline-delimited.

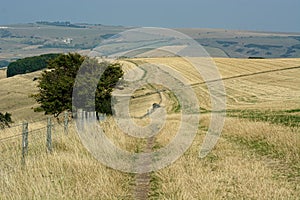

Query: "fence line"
left=0, top=112, right=70, bottom=169
left=64, top=111, right=69, bottom=134
left=76, top=109, right=106, bottom=121
left=1, top=110, right=106, bottom=171
left=1, top=117, right=52, bottom=129
left=27, top=127, right=47, bottom=135
left=1, top=122, right=24, bottom=129
left=21, top=122, right=28, bottom=166
left=0, top=127, right=49, bottom=144
left=47, top=117, right=52, bottom=153
left=28, top=118, right=50, bottom=125
left=0, top=133, right=23, bottom=143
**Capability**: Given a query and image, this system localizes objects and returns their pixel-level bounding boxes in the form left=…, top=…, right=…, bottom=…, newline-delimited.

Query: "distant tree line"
left=36, top=21, right=86, bottom=28
left=6, top=53, right=61, bottom=77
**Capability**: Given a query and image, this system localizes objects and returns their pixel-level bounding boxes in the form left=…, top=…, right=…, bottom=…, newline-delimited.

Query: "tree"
left=0, top=112, right=12, bottom=129
left=33, top=53, right=123, bottom=117
left=72, top=58, right=124, bottom=114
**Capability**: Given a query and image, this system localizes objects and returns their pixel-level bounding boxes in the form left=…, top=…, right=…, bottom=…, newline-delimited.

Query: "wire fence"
left=0, top=110, right=106, bottom=179
left=0, top=133, right=23, bottom=143
left=1, top=122, right=23, bottom=129
left=0, top=112, right=70, bottom=176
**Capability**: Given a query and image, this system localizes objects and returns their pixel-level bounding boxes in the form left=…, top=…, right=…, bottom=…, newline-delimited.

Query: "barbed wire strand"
left=2, top=123, right=24, bottom=129
left=28, top=127, right=47, bottom=135
left=29, top=118, right=51, bottom=125
left=0, top=125, right=48, bottom=144
left=0, top=118, right=55, bottom=132
left=0, top=133, right=23, bottom=143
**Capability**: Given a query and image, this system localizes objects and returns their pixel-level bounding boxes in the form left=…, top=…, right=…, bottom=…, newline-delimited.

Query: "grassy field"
left=0, top=57, right=299, bottom=199
left=0, top=68, right=6, bottom=79
left=0, top=121, right=134, bottom=199
left=131, top=57, right=300, bottom=111
left=124, top=57, right=300, bottom=199
left=0, top=70, right=45, bottom=122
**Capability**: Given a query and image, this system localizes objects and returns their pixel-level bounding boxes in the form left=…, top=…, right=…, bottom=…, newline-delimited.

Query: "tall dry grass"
left=0, top=122, right=134, bottom=199
left=151, top=115, right=300, bottom=199
left=0, top=68, right=6, bottom=80
left=1, top=57, right=299, bottom=199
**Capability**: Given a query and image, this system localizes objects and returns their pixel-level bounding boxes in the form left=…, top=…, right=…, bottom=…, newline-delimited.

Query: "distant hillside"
left=178, top=28, right=300, bottom=58
left=0, top=22, right=128, bottom=63
left=0, top=22, right=300, bottom=62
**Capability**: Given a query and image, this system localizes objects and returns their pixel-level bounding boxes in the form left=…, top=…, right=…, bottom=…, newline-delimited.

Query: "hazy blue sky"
left=1, top=0, right=299, bottom=32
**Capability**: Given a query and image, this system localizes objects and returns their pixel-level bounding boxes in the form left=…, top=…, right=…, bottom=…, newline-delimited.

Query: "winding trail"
left=132, top=82, right=162, bottom=199
left=134, top=136, right=155, bottom=200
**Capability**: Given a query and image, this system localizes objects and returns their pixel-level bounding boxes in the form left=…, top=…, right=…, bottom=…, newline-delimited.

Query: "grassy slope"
left=0, top=58, right=299, bottom=199
left=127, top=57, right=300, bottom=199
left=132, top=57, right=300, bottom=111
left=0, top=123, right=134, bottom=199
left=0, top=70, right=46, bottom=122
left=0, top=68, right=6, bottom=79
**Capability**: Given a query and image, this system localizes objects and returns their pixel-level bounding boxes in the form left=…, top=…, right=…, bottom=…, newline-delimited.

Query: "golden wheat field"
left=0, top=57, right=299, bottom=199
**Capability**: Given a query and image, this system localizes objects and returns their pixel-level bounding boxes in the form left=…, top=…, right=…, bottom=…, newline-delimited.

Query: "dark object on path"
left=152, top=103, right=160, bottom=109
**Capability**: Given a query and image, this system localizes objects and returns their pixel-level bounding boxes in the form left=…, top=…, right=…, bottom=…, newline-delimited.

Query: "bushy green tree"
left=72, top=58, right=124, bottom=114
left=33, top=53, right=123, bottom=117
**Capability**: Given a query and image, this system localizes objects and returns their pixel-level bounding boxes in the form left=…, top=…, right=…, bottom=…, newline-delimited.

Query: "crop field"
left=130, top=57, right=300, bottom=111
left=0, top=57, right=299, bottom=199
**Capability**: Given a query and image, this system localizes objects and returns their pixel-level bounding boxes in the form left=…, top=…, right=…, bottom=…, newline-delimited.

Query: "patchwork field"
left=0, top=57, right=299, bottom=199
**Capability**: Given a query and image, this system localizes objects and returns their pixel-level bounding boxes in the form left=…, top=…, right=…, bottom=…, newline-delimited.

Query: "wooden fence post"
left=64, top=111, right=68, bottom=134
left=46, top=117, right=52, bottom=153
left=77, top=109, right=83, bottom=119
left=93, top=111, right=96, bottom=121
left=21, top=121, right=28, bottom=166
left=77, top=109, right=83, bottom=131
left=83, top=111, right=86, bottom=121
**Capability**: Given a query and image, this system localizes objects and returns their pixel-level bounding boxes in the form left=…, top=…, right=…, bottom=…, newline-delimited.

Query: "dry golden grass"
left=1, top=57, right=299, bottom=199
left=130, top=57, right=300, bottom=111
left=123, top=57, right=300, bottom=199
left=0, top=68, right=6, bottom=80
left=0, top=70, right=45, bottom=122
left=151, top=115, right=300, bottom=199
left=0, top=123, right=134, bottom=200
left=100, top=116, right=148, bottom=153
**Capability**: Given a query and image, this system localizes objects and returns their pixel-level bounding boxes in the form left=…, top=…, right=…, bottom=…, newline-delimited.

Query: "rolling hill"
left=1, top=22, right=300, bottom=68
left=0, top=57, right=299, bottom=199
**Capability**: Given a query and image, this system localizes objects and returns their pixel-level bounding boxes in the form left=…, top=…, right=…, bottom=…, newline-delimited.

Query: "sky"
left=0, top=0, right=300, bottom=32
